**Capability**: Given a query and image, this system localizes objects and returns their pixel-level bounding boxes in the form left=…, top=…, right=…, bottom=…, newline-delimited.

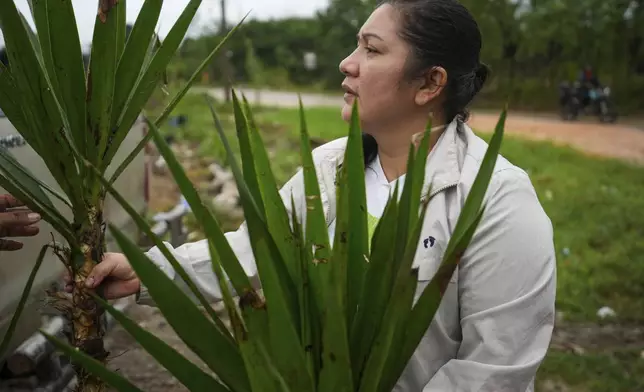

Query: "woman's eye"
left=356, top=41, right=378, bottom=55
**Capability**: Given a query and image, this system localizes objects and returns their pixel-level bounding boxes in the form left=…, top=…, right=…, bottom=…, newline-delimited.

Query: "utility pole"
left=220, top=0, right=232, bottom=102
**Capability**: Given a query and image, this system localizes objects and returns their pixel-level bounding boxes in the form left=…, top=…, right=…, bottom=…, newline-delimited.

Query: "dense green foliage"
left=171, top=0, right=644, bottom=113
left=152, top=94, right=644, bottom=391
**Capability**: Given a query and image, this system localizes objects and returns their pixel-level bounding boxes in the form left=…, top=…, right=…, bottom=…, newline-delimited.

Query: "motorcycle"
left=588, top=86, right=618, bottom=123
left=559, top=81, right=580, bottom=121
left=558, top=81, right=618, bottom=123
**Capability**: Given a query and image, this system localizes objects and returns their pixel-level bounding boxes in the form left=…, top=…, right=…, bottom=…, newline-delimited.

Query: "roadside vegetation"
left=148, top=92, right=644, bottom=392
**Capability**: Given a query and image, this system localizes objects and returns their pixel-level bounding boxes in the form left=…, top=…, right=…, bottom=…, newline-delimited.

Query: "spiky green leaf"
left=344, top=102, right=368, bottom=328
left=297, top=97, right=325, bottom=380
left=232, top=92, right=265, bottom=218
left=208, top=240, right=290, bottom=392
left=0, top=151, right=74, bottom=243
left=0, top=245, right=49, bottom=358
left=93, top=295, right=228, bottom=391
left=104, top=0, right=203, bottom=170
left=350, top=184, right=399, bottom=382
left=111, top=0, right=163, bottom=130
left=0, top=66, right=28, bottom=135
left=86, top=158, right=232, bottom=340
left=358, top=197, right=430, bottom=392
left=46, top=0, right=89, bottom=159
left=208, top=94, right=314, bottom=391
left=89, top=0, right=120, bottom=170
left=0, top=146, right=71, bottom=210
left=109, top=224, right=251, bottom=392
left=108, top=14, right=248, bottom=184
left=144, top=115, right=255, bottom=300
left=42, top=332, right=144, bottom=392
left=315, top=103, right=363, bottom=392
left=240, top=92, right=301, bottom=299
left=0, top=1, right=81, bottom=206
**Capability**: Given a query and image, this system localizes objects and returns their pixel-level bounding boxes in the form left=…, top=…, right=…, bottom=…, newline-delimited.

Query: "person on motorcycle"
left=578, top=65, right=601, bottom=87
left=577, top=65, right=601, bottom=108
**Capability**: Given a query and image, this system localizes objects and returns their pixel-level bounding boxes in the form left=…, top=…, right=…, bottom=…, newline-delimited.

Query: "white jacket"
left=140, top=118, right=557, bottom=392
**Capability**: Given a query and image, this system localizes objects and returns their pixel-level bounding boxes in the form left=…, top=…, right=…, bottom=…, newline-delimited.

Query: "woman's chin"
left=341, top=104, right=352, bottom=122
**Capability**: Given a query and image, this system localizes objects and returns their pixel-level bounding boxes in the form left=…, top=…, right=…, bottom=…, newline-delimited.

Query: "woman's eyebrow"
left=357, top=32, right=384, bottom=42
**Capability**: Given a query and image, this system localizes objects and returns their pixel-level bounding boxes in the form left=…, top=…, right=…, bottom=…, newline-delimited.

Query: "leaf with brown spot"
left=98, top=0, right=118, bottom=23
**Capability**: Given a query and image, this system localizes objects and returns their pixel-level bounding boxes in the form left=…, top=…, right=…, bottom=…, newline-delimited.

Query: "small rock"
left=152, top=156, right=167, bottom=175
left=541, top=379, right=570, bottom=392
left=561, top=247, right=571, bottom=257
left=209, top=163, right=233, bottom=182
left=568, top=342, right=585, bottom=355
left=597, top=306, right=617, bottom=319
left=187, top=231, right=201, bottom=242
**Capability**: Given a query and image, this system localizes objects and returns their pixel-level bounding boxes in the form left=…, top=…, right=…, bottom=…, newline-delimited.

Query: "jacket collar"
left=420, top=118, right=464, bottom=201
left=325, top=117, right=465, bottom=200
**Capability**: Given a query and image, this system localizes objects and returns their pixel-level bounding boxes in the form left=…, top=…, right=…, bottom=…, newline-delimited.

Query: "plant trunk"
left=70, top=205, right=108, bottom=392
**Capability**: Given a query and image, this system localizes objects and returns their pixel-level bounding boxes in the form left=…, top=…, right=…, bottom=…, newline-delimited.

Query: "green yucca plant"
left=0, top=1, right=243, bottom=390
left=39, top=90, right=506, bottom=391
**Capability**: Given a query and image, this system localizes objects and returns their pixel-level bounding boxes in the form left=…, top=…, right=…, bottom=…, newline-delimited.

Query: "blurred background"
left=162, top=0, right=644, bottom=115
left=6, top=0, right=643, bottom=113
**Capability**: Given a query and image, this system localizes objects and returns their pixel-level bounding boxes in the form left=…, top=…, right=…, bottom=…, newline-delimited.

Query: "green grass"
left=537, top=349, right=644, bottom=391
left=150, top=93, right=644, bottom=391
left=257, top=105, right=644, bottom=324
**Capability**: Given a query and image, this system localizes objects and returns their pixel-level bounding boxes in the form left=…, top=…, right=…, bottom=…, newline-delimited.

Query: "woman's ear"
left=415, top=66, right=447, bottom=106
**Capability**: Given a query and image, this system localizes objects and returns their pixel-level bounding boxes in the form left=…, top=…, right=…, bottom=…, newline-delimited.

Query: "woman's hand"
left=64, top=252, right=141, bottom=300
left=0, top=194, right=41, bottom=251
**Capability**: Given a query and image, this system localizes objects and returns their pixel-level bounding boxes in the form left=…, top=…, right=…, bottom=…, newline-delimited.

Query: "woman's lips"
left=343, top=92, right=356, bottom=103
left=341, top=83, right=358, bottom=104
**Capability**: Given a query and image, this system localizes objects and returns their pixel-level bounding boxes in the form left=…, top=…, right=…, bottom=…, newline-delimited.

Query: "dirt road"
left=468, top=111, right=644, bottom=165
left=206, top=87, right=644, bottom=165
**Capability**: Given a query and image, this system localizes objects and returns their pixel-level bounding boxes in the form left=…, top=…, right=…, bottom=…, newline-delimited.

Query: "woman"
left=74, top=1, right=556, bottom=390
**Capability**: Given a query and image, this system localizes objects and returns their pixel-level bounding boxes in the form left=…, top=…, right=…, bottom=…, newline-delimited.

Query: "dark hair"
left=362, top=0, right=489, bottom=166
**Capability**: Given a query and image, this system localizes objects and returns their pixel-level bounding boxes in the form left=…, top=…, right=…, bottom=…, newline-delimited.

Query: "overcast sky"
left=2, top=0, right=329, bottom=48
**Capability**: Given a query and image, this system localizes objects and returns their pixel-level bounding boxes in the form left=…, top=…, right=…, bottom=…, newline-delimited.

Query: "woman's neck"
left=374, top=119, right=448, bottom=182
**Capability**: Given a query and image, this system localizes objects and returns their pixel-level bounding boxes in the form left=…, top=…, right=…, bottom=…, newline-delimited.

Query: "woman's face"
left=339, top=4, right=420, bottom=130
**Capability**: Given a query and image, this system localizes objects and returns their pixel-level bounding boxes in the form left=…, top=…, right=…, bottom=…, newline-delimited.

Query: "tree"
left=244, top=37, right=265, bottom=105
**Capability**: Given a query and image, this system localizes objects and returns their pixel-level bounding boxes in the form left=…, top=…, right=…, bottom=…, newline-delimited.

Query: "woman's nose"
left=339, top=51, right=358, bottom=77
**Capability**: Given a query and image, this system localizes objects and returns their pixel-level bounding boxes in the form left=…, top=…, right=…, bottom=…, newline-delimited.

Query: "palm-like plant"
left=0, top=1, right=242, bottom=390
left=41, top=90, right=506, bottom=391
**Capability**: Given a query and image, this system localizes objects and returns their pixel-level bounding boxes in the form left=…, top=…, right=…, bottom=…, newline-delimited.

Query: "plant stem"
left=69, top=205, right=108, bottom=392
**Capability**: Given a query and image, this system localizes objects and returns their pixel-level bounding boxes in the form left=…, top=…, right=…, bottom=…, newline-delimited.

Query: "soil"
left=105, top=304, right=219, bottom=392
